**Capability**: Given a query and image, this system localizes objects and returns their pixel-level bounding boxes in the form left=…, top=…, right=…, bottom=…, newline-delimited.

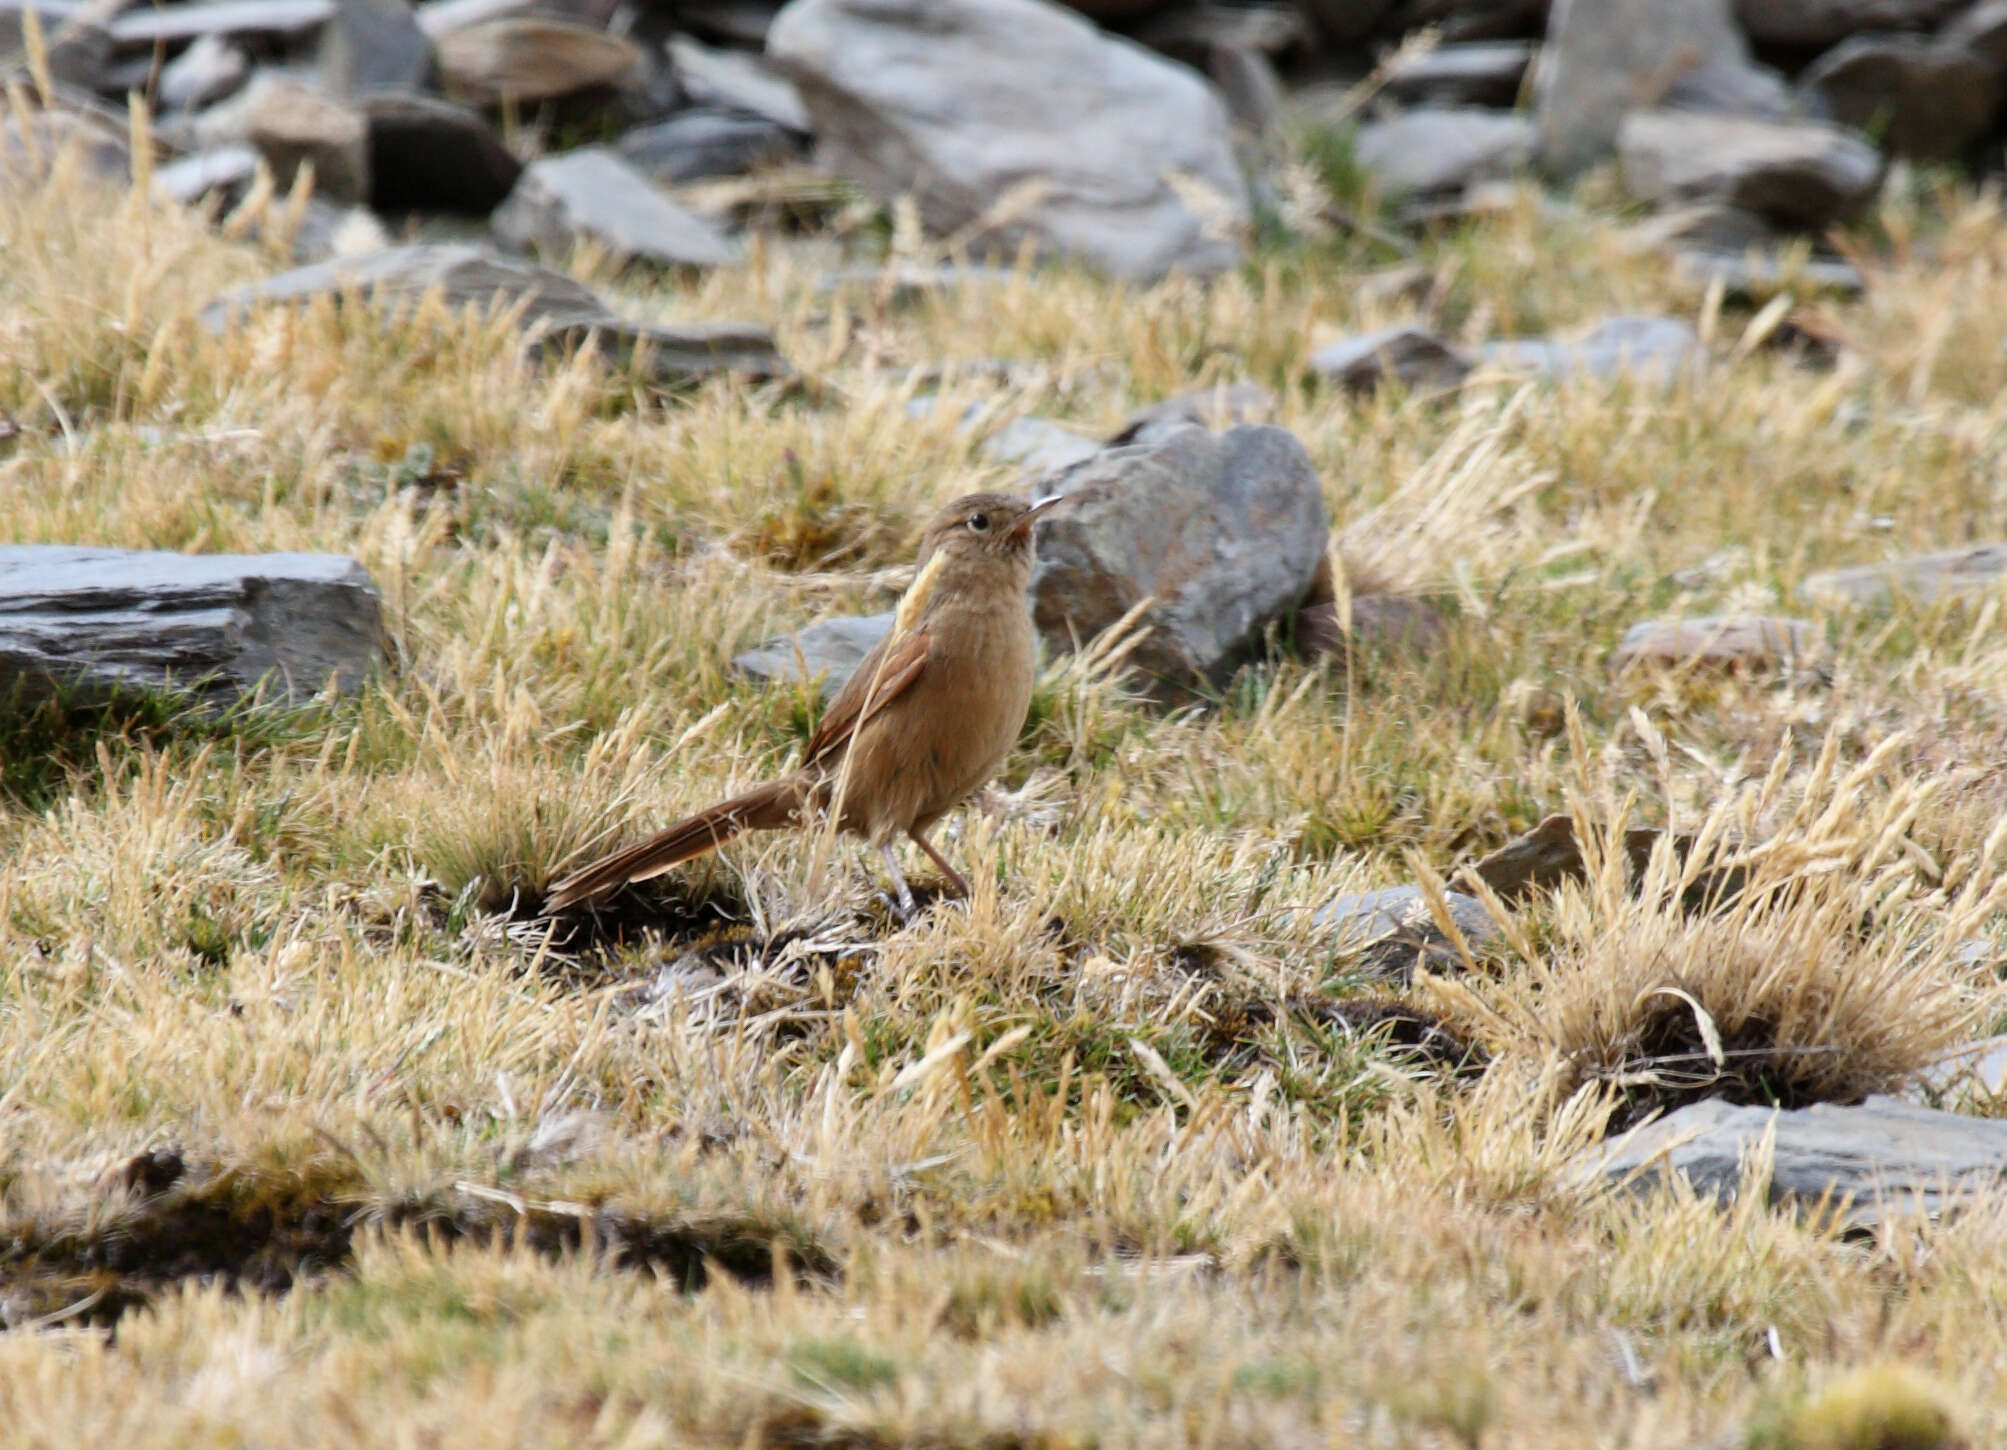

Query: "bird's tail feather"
left=543, top=777, right=806, bottom=911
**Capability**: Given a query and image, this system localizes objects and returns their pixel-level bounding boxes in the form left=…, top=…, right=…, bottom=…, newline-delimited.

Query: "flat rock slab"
left=434, top=17, right=640, bottom=103
left=1353, top=108, right=1533, bottom=198
left=668, top=33, right=808, bottom=132
left=767, top=0, right=1249, bottom=281
left=1314, top=884, right=1497, bottom=979
left=492, top=148, right=741, bottom=269
left=1618, top=109, right=1883, bottom=231
left=1800, top=544, right=2007, bottom=607
left=197, top=243, right=787, bottom=385
left=0, top=547, right=382, bottom=708
left=615, top=107, right=802, bottom=185
left=1310, top=325, right=1472, bottom=394
left=1382, top=40, right=1532, bottom=108
left=731, top=612, right=893, bottom=701
left=1031, top=423, right=1329, bottom=693
left=1588, top=1094, right=2007, bottom=1227
left=1479, top=316, right=1704, bottom=385
left=1610, top=614, right=1815, bottom=671
left=109, top=0, right=333, bottom=47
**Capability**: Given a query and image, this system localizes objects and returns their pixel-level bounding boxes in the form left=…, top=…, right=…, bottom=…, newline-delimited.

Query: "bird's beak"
left=1010, top=494, right=1064, bottom=541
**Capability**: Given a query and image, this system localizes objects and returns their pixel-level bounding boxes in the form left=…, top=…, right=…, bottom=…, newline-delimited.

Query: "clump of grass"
left=1749, top=1365, right=1962, bottom=1450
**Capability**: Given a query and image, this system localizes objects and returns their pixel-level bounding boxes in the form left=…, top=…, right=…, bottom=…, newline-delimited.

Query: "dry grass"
left=4, top=107, right=2007, bottom=1446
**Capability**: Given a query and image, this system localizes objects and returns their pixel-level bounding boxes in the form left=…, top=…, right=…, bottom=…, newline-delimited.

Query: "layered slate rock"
left=1030, top=423, right=1329, bottom=691
left=0, top=548, right=382, bottom=708
left=615, top=107, right=801, bottom=185
left=1382, top=40, right=1533, bottom=108
left=732, top=611, right=894, bottom=700
left=1310, top=325, right=1472, bottom=394
left=108, top=0, right=334, bottom=48
left=492, top=148, right=740, bottom=269
left=1799, top=543, right=2007, bottom=606
left=766, top=0, right=1250, bottom=282
left=667, top=33, right=808, bottom=132
left=1536, top=0, right=1796, bottom=176
left=434, top=16, right=640, bottom=103
left=197, top=244, right=787, bottom=383
left=1352, top=108, right=1533, bottom=198
left=1798, top=34, right=2001, bottom=159
left=1618, top=110, right=1884, bottom=229
left=1588, top=1095, right=2007, bottom=1228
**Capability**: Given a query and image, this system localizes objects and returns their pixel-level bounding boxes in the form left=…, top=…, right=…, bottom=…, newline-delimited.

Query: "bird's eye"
left=967, top=512, right=991, bottom=532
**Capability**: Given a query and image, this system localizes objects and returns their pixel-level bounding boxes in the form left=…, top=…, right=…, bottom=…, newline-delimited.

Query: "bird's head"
left=915, top=491, right=1064, bottom=574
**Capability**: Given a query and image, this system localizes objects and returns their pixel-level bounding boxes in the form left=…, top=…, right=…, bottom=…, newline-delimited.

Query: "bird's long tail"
left=543, top=776, right=809, bottom=911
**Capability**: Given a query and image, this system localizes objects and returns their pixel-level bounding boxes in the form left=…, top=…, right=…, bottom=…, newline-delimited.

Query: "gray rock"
left=1624, top=201, right=1778, bottom=255
left=1800, top=543, right=2007, bottom=607
left=156, top=33, right=249, bottom=111
left=1132, top=3, right=1305, bottom=56
left=1671, top=248, right=1866, bottom=296
left=1, top=3, right=107, bottom=87
left=319, top=0, right=432, bottom=97
left=0, top=547, right=382, bottom=709
left=108, top=0, right=334, bottom=47
left=0, top=106, right=128, bottom=191
left=196, top=243, right=788, bottom=383
left=195, top=74, right=371, bottom=205
left=731, top=611, right=894, bottom=700
left=1617, top=109, right=1884, bottom=230
left=1536, top=0, right=1795, bottom=176
left=908, top=396, right=1103, bottom=472
left=1313, top=885, right=1497, bottom=979
left=667, top=33, right=808, bottom=132
left=1297, top=595, right=1450, bottom=663
left=1587, top=1095, right=2007, bottom=1227
left=615, top=107, right=801, bottom=185
left=433, top=17, right=640, bottom=103
left=1353, top=108, right=1533, bottom=198
left=1735, top=0, right=1967, bottom=49
left=152, top=144, right=261, bottom=206
left=1107, top=381, right=1275, bottom=445
left=1480, top=316, right=1703, bottom=385
left=362, top=92, right=520, bottom=215
left=1383, top=40, right=1534, bottom=107
left=1799, top=35, right=2001, bottom=160
left=1031, top=423, right=1330, bottom=691
left=1610, top=615, right=1815, bottom=671
left=492, top=148, right=740, bottom=269
left=1942, top=0, right=2007, bottom=66
left=1310, top=325, right=1472, bottom=394
left=767, top=0, right=1250, bottom=282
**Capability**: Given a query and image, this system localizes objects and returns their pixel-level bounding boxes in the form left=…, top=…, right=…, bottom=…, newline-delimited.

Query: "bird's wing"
left=802, top=626, right=931, bottom=773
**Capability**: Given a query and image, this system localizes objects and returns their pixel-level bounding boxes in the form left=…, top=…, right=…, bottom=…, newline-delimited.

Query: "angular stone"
left=767, top=0, right=1250, bottom=282
left=1313, top=885, right=1498, bottom=979
left=1671, top=248, right=1866, bottom=296
left=1536, top=0, right=1794, bottom=176
left=0, top=107, right=128, bottom=191
left=196, top=243, right=788, bottom=384
left=195, top=74, right=371, bottom=205
left=1610, top=615, right=1815, bottom=671
left=1625, top=201, right=1778, bottom=255
left=434, top=17, right=640, bottom=104
left=108, top=0, right=334, bottom=48
left=1383, top=40, right=1533, bottom=107
left=362, top=92, right=520, bottom=215
left=909, top=396, right=1103, bottom=472
left=731, top=611, right=894, bottom=701
left=1353, top=108, right=1533, bottom=198
left=1799, top=35, right=2000, bottom=160
left=1587, top=1095, right=2007, bottom=1228
left=1800, top=544, right=2007, bottom=607
left=1107, top=381, right=1275, bottom=446
left=667, top=33, right=808, bottom=132
left=318, top=0, right=433, bottom=97
left=156, top=33, right=249, bottom=111
left=1030, top=423, right=1330, bottom=691
left=152, top=144, right=260, bottom=206
left=492, top=148, right=740, bottom=269
left=1735, top=0, right=1967, bottom=49
left=0, top=547, right=382, bottom=708
left=1480, top=316, right=1704, bottom=385
left=1619, top=110, right=1883, bottom=230
left=615, top=107, right=801, bottom=185
left=1310, top=325, right=1472, bottom=394
left=1942, top=0, right=2007, bottom=67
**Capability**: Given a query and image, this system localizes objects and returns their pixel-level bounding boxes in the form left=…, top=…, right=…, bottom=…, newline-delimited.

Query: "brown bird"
left=544, top=490, right=1062, bottom=917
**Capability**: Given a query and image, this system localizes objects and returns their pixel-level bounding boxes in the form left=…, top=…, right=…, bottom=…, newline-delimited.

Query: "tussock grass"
left=4, top=103, right=2007, bottom=1445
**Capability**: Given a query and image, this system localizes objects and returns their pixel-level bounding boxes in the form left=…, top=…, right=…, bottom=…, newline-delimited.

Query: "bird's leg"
left=876, top=841, right=918, bottom=922
left=908, top=828, right=972, bottom=899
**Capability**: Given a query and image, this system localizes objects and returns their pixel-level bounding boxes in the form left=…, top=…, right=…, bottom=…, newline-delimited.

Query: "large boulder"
left=0, top=548, right=383, bottom=709
left=1734, top=0, right=1967, bottom=49
left=766, top=0, right=1250, bottom=282
left=1535, top=0, right=1796, bottom=177
left=1030, top=423, right=1329, bottom=691
left=1798, top=35, right=2001, bottom=159
left=1618, top=109, right=1884, bottom=230
left=196, top=244, right=787, bottom=384
left=492, top=148, right=741, bottom=269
